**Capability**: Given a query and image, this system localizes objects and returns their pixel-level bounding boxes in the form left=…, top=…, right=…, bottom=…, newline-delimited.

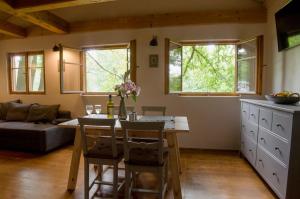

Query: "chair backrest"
left=141, top=106, right=166, bottom=116
left=78, top=118, right=118, bottom=158
left=114, top=106, right=135, bottom=114
left=120, top=121, right=165, bottom=164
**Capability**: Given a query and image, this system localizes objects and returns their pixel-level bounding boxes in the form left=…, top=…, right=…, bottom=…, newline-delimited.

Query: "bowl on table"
left=265, top=93, right=300, bottom=105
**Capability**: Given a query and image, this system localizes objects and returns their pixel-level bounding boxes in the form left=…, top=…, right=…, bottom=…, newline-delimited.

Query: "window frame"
left=7, top=51, right=45, bottom=95
left=83, top=40, right=137, bottom=95
left=59, top=45, right=84, bottom=94
left=165, top=36, right=263, bottom=96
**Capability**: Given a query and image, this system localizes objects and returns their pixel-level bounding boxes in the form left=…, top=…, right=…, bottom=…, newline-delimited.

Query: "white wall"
left=265, top=0, right=300, bottom=93
left=0, top=24, right=265, bottom=149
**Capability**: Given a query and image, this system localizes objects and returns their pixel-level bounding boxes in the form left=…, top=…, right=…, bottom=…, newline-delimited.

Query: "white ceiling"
left=50, top=0, right=265, bottom=22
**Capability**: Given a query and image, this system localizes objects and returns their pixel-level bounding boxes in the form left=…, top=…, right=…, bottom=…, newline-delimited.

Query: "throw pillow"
left=27, top=104, right=60, bottom=123
left=6, top=102, right=31, bottom=121
left=0, top=99, right=22, bottom=120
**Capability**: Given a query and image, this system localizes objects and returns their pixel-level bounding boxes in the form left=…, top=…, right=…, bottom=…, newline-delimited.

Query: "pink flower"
left=115, top=79, right=141, bottom=101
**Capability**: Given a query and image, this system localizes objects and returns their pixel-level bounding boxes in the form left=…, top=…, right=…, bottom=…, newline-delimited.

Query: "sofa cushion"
left=27, top=104, right=60, bottom=123
left=6, top=103, right=31, bottom=121
left=0, top=121, right=55, bottom=131
left=0, top=99, right=21, bottom=120
left=0, top=122, right=75, bottom=152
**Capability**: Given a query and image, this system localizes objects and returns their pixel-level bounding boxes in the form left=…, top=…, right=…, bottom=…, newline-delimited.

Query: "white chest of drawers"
left=240, top=99, right=300, bottom=199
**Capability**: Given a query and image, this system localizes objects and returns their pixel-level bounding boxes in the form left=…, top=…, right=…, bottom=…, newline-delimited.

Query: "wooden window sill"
left=178, top=92, right=241, bottom=97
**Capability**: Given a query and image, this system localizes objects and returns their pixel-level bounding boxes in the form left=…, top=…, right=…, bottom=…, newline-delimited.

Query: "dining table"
left=58, top=114, right=190, bottom=199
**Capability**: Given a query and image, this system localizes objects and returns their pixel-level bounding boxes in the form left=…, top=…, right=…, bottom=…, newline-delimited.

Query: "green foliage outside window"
left=169, top=44, right=235, bottom=93
left=85, top=48, right=129, bottom=92
left=169, top=46, right=182, bottom=92
left=288, top=33, right=300, bottom=48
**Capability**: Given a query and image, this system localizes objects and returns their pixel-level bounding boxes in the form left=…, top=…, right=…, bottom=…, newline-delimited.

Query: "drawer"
left=241, top=102, right=249, bottom=120
left=258, top=127, right=290, bottom=166
left=244, top=137, right=257, bottom=167
left=249, top=105, right=259, bottom=124
left=271, top=111, right=292, bottom=141
left=246, top=122, right=258, bottom=143
left=259, top=108, right=272, bottom=130
left=256, top=147, right=288, bottom=198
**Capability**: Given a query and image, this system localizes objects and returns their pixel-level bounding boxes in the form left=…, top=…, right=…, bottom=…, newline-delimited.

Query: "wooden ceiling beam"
left=0, top=8, right=267, bottom=39
left=0, top=21, right=26, bottom=37
left=70, top=9, right=267, bottom=33
left=0, top=0, right=69, bottom=33
left=22, top=11, right=69, bottom=34
left=10, top=0, right=115, bottom=13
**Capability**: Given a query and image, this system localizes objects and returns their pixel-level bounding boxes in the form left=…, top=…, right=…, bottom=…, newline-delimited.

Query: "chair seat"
left=85, top=139, right=123, bottom=159
left=126, top=148, right=168, bottom=166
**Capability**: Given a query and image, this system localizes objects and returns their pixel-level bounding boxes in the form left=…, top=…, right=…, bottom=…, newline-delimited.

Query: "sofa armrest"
left=57, top=110, right=72, bottom=119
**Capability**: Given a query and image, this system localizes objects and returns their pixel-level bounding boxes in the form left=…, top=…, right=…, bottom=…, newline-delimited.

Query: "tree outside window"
left=166, top=36, right=263, bottom=95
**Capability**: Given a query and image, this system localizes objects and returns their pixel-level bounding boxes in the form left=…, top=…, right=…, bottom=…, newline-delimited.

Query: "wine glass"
left=94, top=105, right=102, bottom=114
left=86, top=105, right=93, bottom=115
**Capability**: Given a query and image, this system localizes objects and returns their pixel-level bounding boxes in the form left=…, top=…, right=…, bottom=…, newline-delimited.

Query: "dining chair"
left=141, top=106, right=166, bottom=116
left=120, top=120, right=168, bottom=199
left=78, top=117, right=124, bottom=199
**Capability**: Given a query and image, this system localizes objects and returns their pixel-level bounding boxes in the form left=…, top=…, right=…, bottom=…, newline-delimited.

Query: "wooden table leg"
left=174, top=134, right=182, bottom=174
left=67, top=128, right=82, bottom=191
left=167, top=133, right=182, bottom=199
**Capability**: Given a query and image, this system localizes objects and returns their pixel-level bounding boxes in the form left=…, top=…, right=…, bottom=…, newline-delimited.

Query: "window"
left=8, top=51, right=45, bottom=94
left=59, top=40, right=136, bottom=94
left=84, top=40, right=136, bottom=94
left=59, top=46, right=83, bottom=94
left=165, top=36, right=263, bottom=95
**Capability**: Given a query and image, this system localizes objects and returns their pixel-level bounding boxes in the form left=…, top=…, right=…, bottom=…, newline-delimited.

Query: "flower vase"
left=118, top=97, right=127, bottom=120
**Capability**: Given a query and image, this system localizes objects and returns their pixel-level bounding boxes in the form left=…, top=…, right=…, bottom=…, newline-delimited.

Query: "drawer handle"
left=272, top=172, right=280, bottom=183
left=250, top=113, right=255, bottom=117
left=260, top=137, right=265, bottom=142
left=258, top=159, right=264, bottom=167
left=243, top=110, right=246, bottom=113
left=262, top=118, right=267, bottom=122
left=276, top=124, right=283, bottom=129
left=250, top=130, right=254, bottom=133
left=275, top=147, right=282, bottom=154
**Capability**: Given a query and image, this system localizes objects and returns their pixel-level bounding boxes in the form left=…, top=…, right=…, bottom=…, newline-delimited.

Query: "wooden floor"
left=0, top=146, right=277, bottom=199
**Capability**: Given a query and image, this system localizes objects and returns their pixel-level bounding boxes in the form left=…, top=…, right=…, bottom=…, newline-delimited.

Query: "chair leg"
left=165, top=159, right=169, bottom=191
left=84, top=159, right=89, bottom=199
left=125, top=166, right=131, bottom=199
left=159, top=167, right=164, bottom=199
left=113, top=163, right=119, bottom=199
left=97, top=164, right=103, bottom=180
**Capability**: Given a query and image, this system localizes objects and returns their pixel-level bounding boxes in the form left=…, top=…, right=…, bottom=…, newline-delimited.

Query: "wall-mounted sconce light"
left=52, top=44, right=62, bottom=52
left=149, top=36, right=158, bottom=46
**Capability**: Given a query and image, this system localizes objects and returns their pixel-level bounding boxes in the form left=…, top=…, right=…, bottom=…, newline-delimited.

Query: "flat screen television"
left=275, top=0, right=300, bottom=51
